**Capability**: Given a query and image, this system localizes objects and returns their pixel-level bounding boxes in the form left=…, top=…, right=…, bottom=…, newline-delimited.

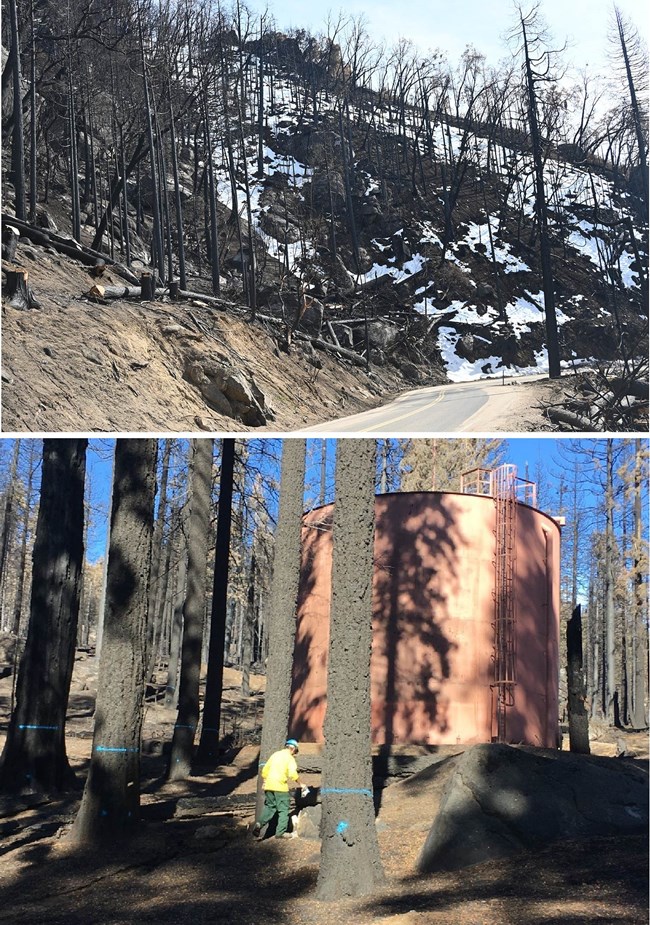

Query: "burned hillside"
left=2, top=4, right=648, bottom=430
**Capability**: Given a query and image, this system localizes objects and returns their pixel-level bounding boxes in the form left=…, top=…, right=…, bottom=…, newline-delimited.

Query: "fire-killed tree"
left=0, top=439, right=87, bottom=794
left=511, top=3, right=563, bottom=379
left=316, top=438, right=385, bottom=900
left=70, top=438, right=157, bottom=843
left=196, top=438, right=236, bottom=763
left=168, top=438, right=213, bottom=780
left=256, top=438, right=306, bottom=819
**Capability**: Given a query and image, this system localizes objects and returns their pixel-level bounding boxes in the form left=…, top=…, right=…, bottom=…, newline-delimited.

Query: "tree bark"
left=316, top=438, right=385, bottom=900
left=168, top=439, right=213, bottom=780
left=0, top=439, right=87, bottom=794
left=70, top=439, right=157, bottom=843
left=196, top=439, right=236, bottom=763
left=521, top=14, right=561, bottom=379
left=567, top=605, right=590, bottom=753
left=255, top=439, right=306, bottom=819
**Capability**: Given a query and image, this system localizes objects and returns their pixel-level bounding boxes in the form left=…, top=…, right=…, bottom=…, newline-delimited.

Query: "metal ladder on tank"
left=491, top=464, right=518, bottom=743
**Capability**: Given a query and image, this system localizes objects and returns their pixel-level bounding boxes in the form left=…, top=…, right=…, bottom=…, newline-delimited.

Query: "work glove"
left=301, top=786, right=310, bottom=798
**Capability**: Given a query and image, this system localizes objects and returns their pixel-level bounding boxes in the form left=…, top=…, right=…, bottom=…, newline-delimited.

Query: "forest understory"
left=0, top=653, right=647, bottom=925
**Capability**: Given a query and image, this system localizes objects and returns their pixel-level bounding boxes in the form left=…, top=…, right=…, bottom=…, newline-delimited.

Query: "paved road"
left=299, top=375, right=546, bottom=434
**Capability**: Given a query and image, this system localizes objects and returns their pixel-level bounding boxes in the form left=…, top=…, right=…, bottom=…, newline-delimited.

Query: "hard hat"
left=285, top=738, right=299, bottom=753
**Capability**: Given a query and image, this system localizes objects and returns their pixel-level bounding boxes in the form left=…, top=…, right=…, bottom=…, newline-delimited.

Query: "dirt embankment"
left=1, top=244, right=415, bottom=433
left=0, top=240, right=575, bottom=435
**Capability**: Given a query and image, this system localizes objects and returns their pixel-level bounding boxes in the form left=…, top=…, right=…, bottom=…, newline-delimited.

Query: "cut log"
left=310, top=336, right=366, bottom=367
left=1, top=213, right=139, bottom=284
left=4, top=265, right=41, bottom=310
left=546, top=407, right=592, bottom=431
left=86, top=284, right=143, bottom=300
left=608, top=378, right=649, bottom=400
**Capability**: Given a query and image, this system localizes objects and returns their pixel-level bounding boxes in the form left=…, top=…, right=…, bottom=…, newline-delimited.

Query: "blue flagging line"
left=321, top=787, right=373, bottom=798
left=95, top=745, right=139, bottom=753
left=174, top=724, right=196, bottom=730
left=19, top=724, right=59, bottom=730
left=202, top=728, right=220, bottom=733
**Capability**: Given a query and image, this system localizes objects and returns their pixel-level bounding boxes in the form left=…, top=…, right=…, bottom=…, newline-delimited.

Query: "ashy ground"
left=0, top=652, right=647, bottom=925
left=2, top=241, right=569, bottom=434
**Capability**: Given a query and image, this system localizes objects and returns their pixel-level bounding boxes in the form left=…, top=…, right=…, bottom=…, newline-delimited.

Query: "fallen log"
left=87, top=283, right=143, bottom=300
left=1, top=213, right=139, bottom=285
left=4, top=265, right=41, bottom=310
left=545, top=407, right=592, bottom=431
left=310, top=336, right=366, bottom=367
left=177, top=287, right=240, bottom=310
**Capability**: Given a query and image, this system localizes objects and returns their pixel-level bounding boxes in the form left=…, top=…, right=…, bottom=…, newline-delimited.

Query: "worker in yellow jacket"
left=253, top=739, right=306, bottom=839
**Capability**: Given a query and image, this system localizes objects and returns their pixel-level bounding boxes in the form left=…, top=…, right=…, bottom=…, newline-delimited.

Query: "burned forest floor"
left=0, top=648, right=648, bottom=925
left=2, top=232, right=573, bottom=434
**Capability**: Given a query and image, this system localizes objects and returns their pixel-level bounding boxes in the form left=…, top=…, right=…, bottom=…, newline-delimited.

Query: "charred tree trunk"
left=8, top=0, right=25, bottom=219
left=196, top=439, right=235, bottom=764
left=168, top=439, right=213, bottom=780
left=521, top=15, right=561, bottom=379
left=567, top=605, right=590, bottom=753
left=256, top=439, right=306, bottom=819
left=0, top=439, right=87, bottom=794
left=70, top=439, right=157, bottom=843
left=316, top=439, right=384, bottom=900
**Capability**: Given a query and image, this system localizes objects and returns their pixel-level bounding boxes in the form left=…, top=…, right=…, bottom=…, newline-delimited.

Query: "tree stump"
left=4, top=265, right=41, bottom=310
left=168, top=279, right=179, bottom=301
left=140, top=271, right=154, bottom=301
left=2, top=225, right=19, bottom=262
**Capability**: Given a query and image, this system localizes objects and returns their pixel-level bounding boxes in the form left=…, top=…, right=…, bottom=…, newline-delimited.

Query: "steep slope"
left=2, top=26, right=647, bottom=432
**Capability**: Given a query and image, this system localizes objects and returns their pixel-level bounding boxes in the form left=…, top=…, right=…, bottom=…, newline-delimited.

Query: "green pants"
left=258, top=790, right=291, bottom=836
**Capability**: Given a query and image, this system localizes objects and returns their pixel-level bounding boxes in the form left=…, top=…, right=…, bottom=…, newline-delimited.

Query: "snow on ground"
left=357, top=253, right=427, bottom=286
left=458, top=218, right=531, bottom=273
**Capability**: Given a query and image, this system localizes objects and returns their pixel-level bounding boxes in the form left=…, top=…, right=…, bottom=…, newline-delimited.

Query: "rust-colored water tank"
left=291, top=490, right=561, bottom=748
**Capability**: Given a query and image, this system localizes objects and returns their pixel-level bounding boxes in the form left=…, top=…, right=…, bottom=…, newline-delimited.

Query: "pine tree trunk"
left=165, top=520, right=187, bottom=708
left=0, top=439, right=87, bottom=794
left=168, top=439, right=213, bottom=780
left=196, top=439, right=236, bottom=763
left=8, top=0, right=25, bottom=219
left=70, top=439, right=157, bottom=843
left=604, top=439, right=617, bottom=725
left=630, top=440, right=647, bottom=727
left=256, top=439, right=306, bottom=819
left=567, top=605, right=590, bottom=753
left=316, top=439, right=385, bottom=900
left=11, top=440, right=36, bottom=637
left=145, top=439, right=172, bottom=682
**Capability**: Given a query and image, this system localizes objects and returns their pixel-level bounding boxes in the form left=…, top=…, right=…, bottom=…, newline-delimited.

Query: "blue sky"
left=253, top=0, right=648, bottom=81
left=79, top=436, right=644, bottom=560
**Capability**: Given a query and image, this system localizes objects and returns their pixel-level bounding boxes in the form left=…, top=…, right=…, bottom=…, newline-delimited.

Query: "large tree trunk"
left=0, top=439, right=87, bottom=794
left=567, top=605, right=590, bottom=753
left=255, top=439, right=306, bottom=819
left=70, top=439, right=157, bottom=843
left=316, top=439, right=385, bottom=900
left=168, top=439, right=213, bottom=780
left=196, top=439, right=236, bottom=763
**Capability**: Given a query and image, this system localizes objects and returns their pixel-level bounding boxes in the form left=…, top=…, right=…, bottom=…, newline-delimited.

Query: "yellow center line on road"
left=357, top=390, right=447, bottom=432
